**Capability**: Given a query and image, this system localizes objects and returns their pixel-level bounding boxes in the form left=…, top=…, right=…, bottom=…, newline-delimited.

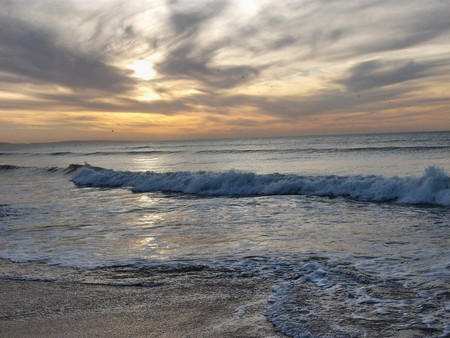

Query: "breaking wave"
left=71, top=165, right=450, bottom=206
left=0, top=164, right=21, bottom=170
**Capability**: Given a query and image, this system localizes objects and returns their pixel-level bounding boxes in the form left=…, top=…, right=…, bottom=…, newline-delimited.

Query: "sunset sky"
left=1, top=0, right=449, bottom=143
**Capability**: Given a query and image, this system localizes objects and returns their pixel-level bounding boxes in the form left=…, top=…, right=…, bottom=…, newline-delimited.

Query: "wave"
left=195, top=145, right=449, bottom=155
left=0, top=164, right=71, bottom=173
left=71, top=165, right=450, bottom=206
left=82, top=150, right=182, bottom=156
left=50, top=152, right=74, bottom=156
left=1, top=150, right=182, bottom=157
left=0, top=164, right=21, bottom=170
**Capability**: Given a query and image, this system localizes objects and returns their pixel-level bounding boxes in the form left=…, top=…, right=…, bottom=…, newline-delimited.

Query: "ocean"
left=1, top=131, right=449, bottom=337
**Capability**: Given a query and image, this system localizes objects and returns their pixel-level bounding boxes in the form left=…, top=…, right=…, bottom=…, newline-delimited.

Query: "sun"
left=129, top=59, right=156, bottom=81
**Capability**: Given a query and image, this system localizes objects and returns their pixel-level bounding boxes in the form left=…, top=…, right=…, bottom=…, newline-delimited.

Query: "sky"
left=1, top=0, right=450, bottom=143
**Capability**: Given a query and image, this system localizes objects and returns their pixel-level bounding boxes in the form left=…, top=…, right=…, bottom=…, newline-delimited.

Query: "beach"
left=0, top=260, right=283, bottom=338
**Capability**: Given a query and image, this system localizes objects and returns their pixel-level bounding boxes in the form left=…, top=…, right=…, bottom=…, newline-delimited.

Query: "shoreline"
left=0, top=263, right=285, bottom=338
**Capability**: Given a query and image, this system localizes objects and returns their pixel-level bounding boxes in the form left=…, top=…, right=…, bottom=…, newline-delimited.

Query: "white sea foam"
left=72, top=165, right=450, bottom=206
left=265, top=260, right=449, bottom=337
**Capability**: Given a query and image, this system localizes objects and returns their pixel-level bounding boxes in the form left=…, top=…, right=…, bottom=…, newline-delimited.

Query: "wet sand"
left=0, top=274, right=285, bottom=338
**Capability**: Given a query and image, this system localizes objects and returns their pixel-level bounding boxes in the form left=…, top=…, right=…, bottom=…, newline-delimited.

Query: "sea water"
left=1, top=132, right=449, bottom=337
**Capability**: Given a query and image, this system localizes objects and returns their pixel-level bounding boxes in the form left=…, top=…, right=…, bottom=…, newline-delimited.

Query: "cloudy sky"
left=1, top=0, right=449, bottom=142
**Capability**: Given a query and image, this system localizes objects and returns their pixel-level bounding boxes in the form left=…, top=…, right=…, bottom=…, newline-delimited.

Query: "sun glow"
left=129, top=59, right=156, bottom=80
left=127, top=58, right=156, bottom=81
left=138, top=90, right=161, bottom=101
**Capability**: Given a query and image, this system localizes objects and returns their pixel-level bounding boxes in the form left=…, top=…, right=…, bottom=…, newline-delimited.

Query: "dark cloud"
left=338, top=59, right=437, bottom=92
left=0, top=15, right=134, bottom=93
left=0, top=90, right=194, bottom=116
left=157, top=48, right=260, bottom=89
left=354, top=1, right=450, bottom=55
left=167, top=0, right=227, bottom=33
left=233, top=0, right=450, bottom=63
left=155, top=0, right=261, bottom=89
left=0, top=0, right=164, bottom=93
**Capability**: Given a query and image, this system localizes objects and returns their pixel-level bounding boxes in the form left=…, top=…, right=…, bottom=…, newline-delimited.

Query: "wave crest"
left=71, top=165, right=450, bottom=206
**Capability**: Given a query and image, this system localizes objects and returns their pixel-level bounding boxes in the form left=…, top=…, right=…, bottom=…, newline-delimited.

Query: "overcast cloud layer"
left=1, top=0, right=449, bottom=142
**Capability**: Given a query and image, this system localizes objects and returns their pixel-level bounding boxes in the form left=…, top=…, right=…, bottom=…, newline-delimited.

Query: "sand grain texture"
left=0, top=276, right=285, bottom=338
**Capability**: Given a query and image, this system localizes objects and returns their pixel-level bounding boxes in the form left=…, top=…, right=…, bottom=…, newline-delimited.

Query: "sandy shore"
left=0, top=271, right=285, bottom=338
